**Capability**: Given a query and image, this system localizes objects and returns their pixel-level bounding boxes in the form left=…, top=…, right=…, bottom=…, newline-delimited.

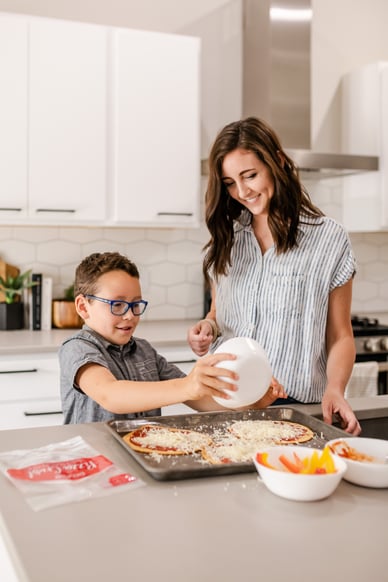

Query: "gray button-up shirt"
left=59, top=325, right=186, bottom=424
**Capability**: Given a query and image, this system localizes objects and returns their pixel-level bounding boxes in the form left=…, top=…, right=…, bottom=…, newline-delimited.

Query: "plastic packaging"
left=0, top=436, right=144, bottom=511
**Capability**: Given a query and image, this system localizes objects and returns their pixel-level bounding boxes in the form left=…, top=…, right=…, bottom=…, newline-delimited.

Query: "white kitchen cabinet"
left=0, top=14, right=28, bottom=222
left=339, top=62, right=388, bottom=231
left=109, top=28, right=201, bottom=228
left=28, top=17, right=107, bottom=224
left=0, top=353, right=63, bottom=430
left=0, top=14, right=108, bottom=226
left=0, top=12, right=201, bottom=228
left=0, top=400, right=63, bottom=430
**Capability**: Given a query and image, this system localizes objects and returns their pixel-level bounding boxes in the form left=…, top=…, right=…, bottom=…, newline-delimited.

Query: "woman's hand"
left=247, top=377, right=287, bottom=409
left=321, top=388, right=361, bottom=435
left=187, top=320, right=215, bottom=356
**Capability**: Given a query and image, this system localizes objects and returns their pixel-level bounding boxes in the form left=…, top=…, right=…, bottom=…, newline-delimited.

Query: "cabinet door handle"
left=0, top=207, right=23, bottom=212
left=169, top=359, right=197, bottom=364
left=0, top=368, right=38, bottom=374
left=156, top=212, right=193, bottom=217
left=35, top=208, right=76, bottom=213
left=24, top=410, right=63, bottom=416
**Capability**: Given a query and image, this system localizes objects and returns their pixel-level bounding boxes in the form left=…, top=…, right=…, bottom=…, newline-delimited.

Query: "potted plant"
left=52, top=283, right=83, bottom=329
left=0, top=269, right=38, bottom=330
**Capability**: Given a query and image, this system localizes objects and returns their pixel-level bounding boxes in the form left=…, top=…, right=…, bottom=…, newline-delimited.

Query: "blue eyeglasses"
left=85, top=295, right=148, bottom=316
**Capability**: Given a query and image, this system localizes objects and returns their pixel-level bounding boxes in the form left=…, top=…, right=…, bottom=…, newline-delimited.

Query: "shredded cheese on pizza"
left=202, top=440, right=260, bottom=464
left=125, top=425, right=211, bottom=454
left=229, top=420, right=311, bottom=443
left=202, top=420, right=314, bottom=464
left=124, top=419, right=314, bottom=464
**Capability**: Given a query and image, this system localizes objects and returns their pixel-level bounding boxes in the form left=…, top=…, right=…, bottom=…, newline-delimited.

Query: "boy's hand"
left=183, top=352, right=238, bottom=401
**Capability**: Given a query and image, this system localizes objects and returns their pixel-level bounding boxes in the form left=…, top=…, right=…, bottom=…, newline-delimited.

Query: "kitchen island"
left=0, top=417, right=387, bottom=582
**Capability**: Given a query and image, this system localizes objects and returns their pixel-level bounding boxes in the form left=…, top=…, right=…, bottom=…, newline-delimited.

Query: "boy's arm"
left=76, top=353, right=238, bottom=414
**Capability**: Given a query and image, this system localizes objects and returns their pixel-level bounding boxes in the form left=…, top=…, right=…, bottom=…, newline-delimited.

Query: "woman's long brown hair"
left=203, top=117, right=323, bottom=283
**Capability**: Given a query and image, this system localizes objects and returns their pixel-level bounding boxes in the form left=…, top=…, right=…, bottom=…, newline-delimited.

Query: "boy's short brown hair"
left=74, top=252, right=140, bottom=298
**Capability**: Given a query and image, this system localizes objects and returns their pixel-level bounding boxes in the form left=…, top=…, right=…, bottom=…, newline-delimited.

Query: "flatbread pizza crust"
left=123, top=424, right=212, bottom=455
left=228, top=419, right=314, bottom=445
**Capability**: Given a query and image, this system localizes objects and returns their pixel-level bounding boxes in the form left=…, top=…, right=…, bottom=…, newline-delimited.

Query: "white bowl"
left=212, top=337, right=272, bottom=409
left=326, top=437, right=388, bottom=488
left=253, top=446, right=347, bottom=501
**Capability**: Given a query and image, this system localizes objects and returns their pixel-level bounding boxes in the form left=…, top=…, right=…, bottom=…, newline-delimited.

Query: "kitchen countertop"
left=0, top=319, right=197, bottom=355
left=289, top=395, right=388, bottom=420
left=0, top=413, right=387, bottom=582
left=2, top=312, right=388, bottom=356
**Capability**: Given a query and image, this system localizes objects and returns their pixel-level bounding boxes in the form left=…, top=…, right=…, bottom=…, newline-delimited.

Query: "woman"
left=188, top=117, right=360, bottom=435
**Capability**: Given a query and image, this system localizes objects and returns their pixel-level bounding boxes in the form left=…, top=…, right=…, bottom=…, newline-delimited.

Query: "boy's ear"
left=75, top=295, right=89, bottom=320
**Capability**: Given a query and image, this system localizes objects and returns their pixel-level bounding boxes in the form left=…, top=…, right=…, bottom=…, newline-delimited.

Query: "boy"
left=59, top=252, right=285, bottom=423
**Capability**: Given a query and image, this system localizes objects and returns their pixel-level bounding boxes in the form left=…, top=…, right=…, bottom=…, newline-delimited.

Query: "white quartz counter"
left=0, top=419, right=387, bottom=582
left=3, top=313, right=388, bottom=356
left=0, top=319, right=197, bottom=356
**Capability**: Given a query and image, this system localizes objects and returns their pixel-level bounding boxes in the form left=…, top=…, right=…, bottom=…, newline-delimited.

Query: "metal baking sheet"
left=106, top=407, right=349, bottom=481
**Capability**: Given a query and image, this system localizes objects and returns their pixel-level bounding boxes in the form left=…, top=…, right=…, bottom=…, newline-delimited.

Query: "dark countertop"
left=289, top=395, right=388, bottom=420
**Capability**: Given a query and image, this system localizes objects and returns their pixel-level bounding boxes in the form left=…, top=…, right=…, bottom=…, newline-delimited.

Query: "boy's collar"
left=82, top=324, right=137, bottom=353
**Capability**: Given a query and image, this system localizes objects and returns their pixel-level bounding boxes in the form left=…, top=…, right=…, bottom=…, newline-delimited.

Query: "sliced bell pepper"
left=292, top=452, right=304, bottom=471
left=318, top=445, right=336, bottom=474
left=279, top=453, right=301, bottom=473
left=308, top=450, right=320, bottom=474
left=256, top=452, right=276, bottom=470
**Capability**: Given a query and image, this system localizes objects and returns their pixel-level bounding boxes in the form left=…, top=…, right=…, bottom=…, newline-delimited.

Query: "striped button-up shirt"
left=212, top=215, right=356, bottom=403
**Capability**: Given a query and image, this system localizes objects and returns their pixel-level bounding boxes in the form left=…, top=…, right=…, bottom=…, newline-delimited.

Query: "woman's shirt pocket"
left=263, top=272, right=306, bottom=319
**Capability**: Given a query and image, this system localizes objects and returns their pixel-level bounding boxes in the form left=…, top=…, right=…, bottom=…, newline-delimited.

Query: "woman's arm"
left=322, top=279, right=361, bottom=435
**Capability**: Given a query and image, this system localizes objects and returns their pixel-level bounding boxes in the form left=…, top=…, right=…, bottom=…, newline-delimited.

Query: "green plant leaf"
left=0, top=269, right=39, bottom=304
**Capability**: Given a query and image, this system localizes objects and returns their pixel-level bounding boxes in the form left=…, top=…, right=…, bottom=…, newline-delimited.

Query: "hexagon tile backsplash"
left=0, top=224, right=209, bottom=322
left=0, top=225, right=388, bottom=321
left=349, top=232, right=388, bottom=316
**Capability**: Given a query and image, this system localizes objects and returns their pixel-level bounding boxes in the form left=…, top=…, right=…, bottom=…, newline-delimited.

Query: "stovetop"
left=351, top=316, right=388, bottom=337
left=352, top=316, right=388, bottom=356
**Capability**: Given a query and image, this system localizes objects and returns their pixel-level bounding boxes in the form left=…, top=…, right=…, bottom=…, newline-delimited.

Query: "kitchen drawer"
left=0, top=360, right=60, bottom=402
left=0, top=398, right=63, bottom=430
left=0, top=352, right=59, bottom=364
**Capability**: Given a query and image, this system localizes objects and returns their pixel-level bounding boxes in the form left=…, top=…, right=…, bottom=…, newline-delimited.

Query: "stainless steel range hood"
left=241, top=0, right=379, bottom=176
